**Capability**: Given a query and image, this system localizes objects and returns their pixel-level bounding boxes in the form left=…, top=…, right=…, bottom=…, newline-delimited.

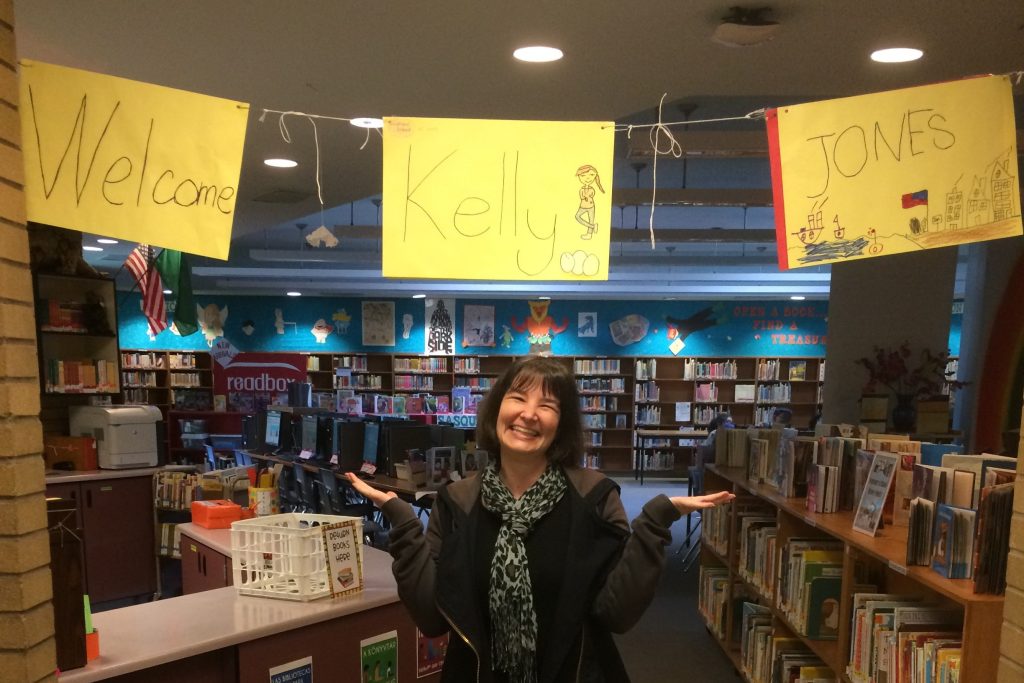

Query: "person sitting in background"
left=693, top=412, right=734, bottom=493
left=771, top=407, right=793, bottom=427
left=346, top=357, right=733, bottom=682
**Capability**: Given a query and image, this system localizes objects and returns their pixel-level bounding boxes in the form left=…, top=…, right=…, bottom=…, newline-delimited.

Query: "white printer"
left=69, top=405, right=162, bottom=469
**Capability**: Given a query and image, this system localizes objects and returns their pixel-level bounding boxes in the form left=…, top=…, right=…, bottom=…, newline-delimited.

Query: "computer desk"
left=246, top=451, right=432, bottom=502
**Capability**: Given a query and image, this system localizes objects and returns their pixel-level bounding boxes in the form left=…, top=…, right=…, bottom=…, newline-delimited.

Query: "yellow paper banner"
left=382, top=117, right=614, bottom=280
left=768, top=75, right=1021, bottom=269
left=19, top=60, right=248, bottom=260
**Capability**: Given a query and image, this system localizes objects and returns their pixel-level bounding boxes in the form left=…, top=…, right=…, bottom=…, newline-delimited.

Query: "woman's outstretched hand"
left=344, top=472, right=397, bottom=508
left=669, top=490, right=735, bottom=516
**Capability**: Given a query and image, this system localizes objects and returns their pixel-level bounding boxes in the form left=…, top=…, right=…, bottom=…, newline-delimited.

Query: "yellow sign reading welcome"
left=382, top=117, right=614, bottom=280
left=768, top=75, right=1021, bottom=270
left=19, top=60, right=249, bottom=260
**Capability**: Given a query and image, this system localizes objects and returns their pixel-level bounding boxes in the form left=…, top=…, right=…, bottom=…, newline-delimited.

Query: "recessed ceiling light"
left=870, top=47, right=923, bottom=63
left=264, top=158, right=298, bottom=168
left=538, top=296, right=551, bottom=300
left=412, top=294, right=426, bottom=299
left=350, top=117, right=384, bottom=129
left=163, top=289, right=172, bottom=295
left=513, top=46, right=563, bottom=63
left=790, top=295, right=806, bottom=301
left=286, top=291, right=302, bottom=297
left=82, top=246, right=103, bottom=252
left=97, top=238, right=118, bottom=244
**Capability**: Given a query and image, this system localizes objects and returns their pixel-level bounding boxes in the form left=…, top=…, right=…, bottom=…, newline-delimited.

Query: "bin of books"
left=230, top=513, right=363, bottom=602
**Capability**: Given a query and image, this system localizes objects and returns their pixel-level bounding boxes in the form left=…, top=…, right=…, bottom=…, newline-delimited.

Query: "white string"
left=646, top=94, right=685, bottom=250
left=606, top=109, right=766, bottom=132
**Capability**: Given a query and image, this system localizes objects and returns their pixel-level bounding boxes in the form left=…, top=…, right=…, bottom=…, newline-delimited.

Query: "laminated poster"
left=360, top=630, right=398, bottom=683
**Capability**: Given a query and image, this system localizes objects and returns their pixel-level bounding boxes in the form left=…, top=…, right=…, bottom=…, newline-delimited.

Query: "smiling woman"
left=345, top=356, right=734, bottom=682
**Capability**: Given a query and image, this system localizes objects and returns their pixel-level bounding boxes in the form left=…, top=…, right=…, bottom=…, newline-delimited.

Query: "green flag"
left=155, top=249, right=198, bottom=336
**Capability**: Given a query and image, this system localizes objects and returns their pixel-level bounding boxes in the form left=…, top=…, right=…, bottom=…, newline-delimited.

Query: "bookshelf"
left=575, top=357, right=634, bottom=472
left=120, top=350, right=214, bottom=413
left=701, top=463, right=1003, bottom=683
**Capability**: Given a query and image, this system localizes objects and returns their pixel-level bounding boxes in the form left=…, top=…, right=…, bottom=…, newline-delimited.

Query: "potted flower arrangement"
left=855, top=343, right=962, bottom=431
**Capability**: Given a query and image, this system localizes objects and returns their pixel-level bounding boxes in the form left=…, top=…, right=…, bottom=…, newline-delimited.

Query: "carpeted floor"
left=612, top=477, right=739, bottom=682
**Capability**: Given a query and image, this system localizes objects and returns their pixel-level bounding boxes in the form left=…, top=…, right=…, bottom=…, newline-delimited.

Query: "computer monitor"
left=362, top=421, right=380, bottom=466
left=264, top=410, right=282, bottom=449
left=331, top=418, right=365, bottom=471
left=300, top=414, right=318, bottom=453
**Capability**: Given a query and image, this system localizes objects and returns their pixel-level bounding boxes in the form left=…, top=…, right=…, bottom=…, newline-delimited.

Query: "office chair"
left=291, top=465, right=318, bottom=513
left=234, top=449, right=253, bottom=467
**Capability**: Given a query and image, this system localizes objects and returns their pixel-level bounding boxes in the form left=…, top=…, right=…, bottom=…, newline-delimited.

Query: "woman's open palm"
left=669, top=490, right=735, bottom=516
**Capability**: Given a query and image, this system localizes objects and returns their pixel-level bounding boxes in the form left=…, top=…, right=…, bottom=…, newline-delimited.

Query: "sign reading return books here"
left=853, top=451, right=900, bottom=536
left=321, top=520, right=363, bottom=598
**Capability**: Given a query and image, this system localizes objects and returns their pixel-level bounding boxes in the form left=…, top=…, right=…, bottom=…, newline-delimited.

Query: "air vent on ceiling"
left=252, top=189, right=313, bottom=204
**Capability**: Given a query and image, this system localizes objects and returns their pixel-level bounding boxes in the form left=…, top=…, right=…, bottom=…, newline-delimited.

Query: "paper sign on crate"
left=322, top=520, right=363, bottom=597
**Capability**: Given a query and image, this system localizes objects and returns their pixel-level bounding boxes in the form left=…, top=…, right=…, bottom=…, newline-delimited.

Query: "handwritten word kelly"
left=402, top=148, right=558, bottom=276
left=804, top=108, right=956, bottom=198
left=27, top=91, right=237, bottom=214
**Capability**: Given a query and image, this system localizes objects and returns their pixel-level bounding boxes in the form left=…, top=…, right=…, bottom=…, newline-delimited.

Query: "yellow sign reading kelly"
left=768, top=75, right=1021, bottom=270
left=382, top=117, right=614, bottom=280
left=19, top=60, right=249, bottom=260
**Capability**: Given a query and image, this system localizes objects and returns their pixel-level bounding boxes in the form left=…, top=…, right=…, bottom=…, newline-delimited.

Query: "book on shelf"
left=891, top=453, right=921, bottom=527
left=789, top=360, right=807, bottom=381
left=906, top=497, right=936, bottom=566
left=852, top=451, right=899, bottom=536
left=734, top=383, right=755, bottom=403
left=974, top=481, right=1014, bottom=594
left=939, top=453, right=1016, bottom=508
left=930, top=503, right=977, bottom=579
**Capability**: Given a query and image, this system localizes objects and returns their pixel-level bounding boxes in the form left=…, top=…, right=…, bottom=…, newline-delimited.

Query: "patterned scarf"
left=480, top=462, right=567, bottom=683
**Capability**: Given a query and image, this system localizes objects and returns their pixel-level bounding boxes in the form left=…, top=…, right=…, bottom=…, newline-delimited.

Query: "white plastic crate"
left=230, top=512, right=363, bottom=602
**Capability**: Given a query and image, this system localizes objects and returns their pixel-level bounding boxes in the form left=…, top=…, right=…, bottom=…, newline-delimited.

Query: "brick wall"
left=1000, top=398, right=1024, bottom=682
left=0, top=1, right=57, bottom=680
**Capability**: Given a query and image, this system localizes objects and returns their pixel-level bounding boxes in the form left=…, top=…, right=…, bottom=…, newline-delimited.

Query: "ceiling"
left=13, top=1, right=1024, bottom=299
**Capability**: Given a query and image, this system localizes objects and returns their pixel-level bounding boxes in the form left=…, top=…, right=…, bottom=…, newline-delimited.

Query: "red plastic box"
left=191, top=500, right=242, bottom=529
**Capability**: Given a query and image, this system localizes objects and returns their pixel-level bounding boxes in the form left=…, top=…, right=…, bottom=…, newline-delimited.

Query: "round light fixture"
left=286, top=291, right=302, bottom=297
left=97, top=238, right=118, bottom=244
left=82, top=246, right=103, bottom=252
left=163, top=289, right=172, bottom=295
left=538, top=296, right=551, bottom=300
left=412, top=294, right=426, bottom=299
left=264, top=158, right=298, bottom=168
left=350, top=117, right=384, bottom=129
left=513, top=46, right=563, bottom=63
left=790, top=295, right=806, bottom=301
left=870, top=47, right=923, bottom=63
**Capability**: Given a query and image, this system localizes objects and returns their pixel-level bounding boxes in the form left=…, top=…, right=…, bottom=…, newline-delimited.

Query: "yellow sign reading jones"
left=769, top=75, right=1021, bottom=270
left=382, top=117, right=614, bottom=280
left=19, top=60, right=249, bottom=260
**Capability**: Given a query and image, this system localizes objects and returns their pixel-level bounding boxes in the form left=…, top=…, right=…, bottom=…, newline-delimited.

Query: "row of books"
left=393, top=356, right=450, bottom=373
left=847, top=595, right=962, bottom=683
left=121, top=351, right=165, bottom=369
left=168, top=353, right=201, bottom=369
left=740, top=604, right=835, bottom=683
left=44, top=359, right=119, bottom=393
left=574, top=358, right=621, bottom=375
left=394, top=374, right=435, bottom=390
left=756, top=382, right=793, bottom=403
left=577, top=377, right=626, bottom=393
left=684, top=359, right=739, bottom=379
left=453, top=357, right=480, bottom=373
left=580, top=395, right=620, bottom=411
left=171, top=388, right=213, bottom=410
left=122, top=371, right=160, bottom=388
left=736, top=508, right=778, bottom=600
left=580, top=452, right=602, bottom=469
left=168, top=372, right=204, bottom=387
left=635, top=358, right=657, bottom=380
left=37, top=298, right=100, bottom=333
left=157, top=522, right=183, bottom=558
left=695, top=382, right=720, bottom=403
left=333, top=372, right=383, bottom=389
left=632, top=450, right=676, bottom=471
left=634, top=380, right=660, bottom=402
left=455, top=377, right=492, bottom=391
left=636, top=405, right=662, bottom=426
left=154, top=471, right=200, bottom=510
left=776, top=539, right=844, bottom=640
left=586, top=432, right=602, bottom=446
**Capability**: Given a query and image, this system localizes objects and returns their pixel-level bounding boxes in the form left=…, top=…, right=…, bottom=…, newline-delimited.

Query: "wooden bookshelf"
left=702, top=463, right=1003, bottom=683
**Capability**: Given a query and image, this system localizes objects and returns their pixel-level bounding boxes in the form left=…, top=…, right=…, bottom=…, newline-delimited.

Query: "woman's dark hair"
left=476, top=357, right=583, bottom=468
left=708, top=412, right=732, bottom=432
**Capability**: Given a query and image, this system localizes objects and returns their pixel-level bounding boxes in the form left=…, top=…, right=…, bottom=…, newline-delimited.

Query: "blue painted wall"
left=118, top=292, right=829, bottom=358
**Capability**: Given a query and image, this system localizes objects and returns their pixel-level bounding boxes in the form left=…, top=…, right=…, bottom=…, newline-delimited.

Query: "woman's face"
left=497, top=378, right=561, bottom=462
left=578, top=169, right=597, bottom=185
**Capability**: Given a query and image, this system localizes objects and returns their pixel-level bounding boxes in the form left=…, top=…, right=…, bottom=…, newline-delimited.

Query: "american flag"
left=124, top=244, right=167, bottom=337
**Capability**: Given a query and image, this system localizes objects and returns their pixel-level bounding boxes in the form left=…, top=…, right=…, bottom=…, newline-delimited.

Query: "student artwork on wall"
left=240, top=319, right=255, bottom=336
left=332, top=308, right=352, bottom=336
left=510, top=300, right=568, bottom=355
left=609, top=313, right=649, bottom=346
left=362, top=301, right=395, bottom=346
left=425, top=296, right=454, bottom=356
left=310, top=318, right=333, bottom=343
left=768, top=75, right=1021, bottom=270
left=578, top=312, right=597, bottom=337
left=402, top=313, right=413, bottom=339
left=196, top=303, right=228, bottom=347
left=425, top=298, right=454, bottom=355
left=273, top=308, right=297, bottom=335
left=463, top=305, right=496, bottom=347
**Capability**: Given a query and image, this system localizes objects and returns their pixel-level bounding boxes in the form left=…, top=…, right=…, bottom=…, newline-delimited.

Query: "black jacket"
left=381, top=468, right=681, bottom=682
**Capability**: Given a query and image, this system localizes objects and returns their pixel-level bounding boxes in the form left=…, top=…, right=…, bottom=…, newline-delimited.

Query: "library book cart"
left=699, top=463, right=1004, bottom=683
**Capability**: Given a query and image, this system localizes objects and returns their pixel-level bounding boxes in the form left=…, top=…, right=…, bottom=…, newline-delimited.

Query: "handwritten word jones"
left=27, top=91, right=236, bottom=213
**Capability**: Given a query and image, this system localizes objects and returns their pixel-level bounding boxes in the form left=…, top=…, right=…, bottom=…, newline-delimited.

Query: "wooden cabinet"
left=45, top=476, right=156, bottom=604
left=180, top=535, right=233, bottom=594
